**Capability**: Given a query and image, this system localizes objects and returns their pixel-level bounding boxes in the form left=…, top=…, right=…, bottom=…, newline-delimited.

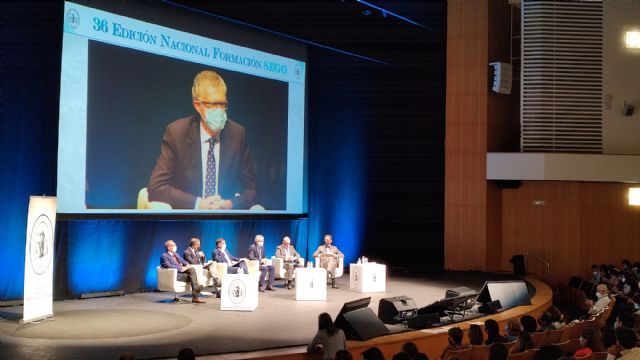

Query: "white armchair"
left=271, top=256, right=305, bottom=279
left=314, top=256, right=344, bottom=278
left=215, top=259, right=261, bottom=280
left=138, top=188, right=172, bottom=210
left=156, top=265, right=205, bottom=303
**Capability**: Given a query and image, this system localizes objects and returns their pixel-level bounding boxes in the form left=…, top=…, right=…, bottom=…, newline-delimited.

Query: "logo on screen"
left=66, top=8, right=80, bottom=30
left=29, top=214, right=54, bottom=275
left=294, top=65, right=302, bottom=80
left=228, top=278, right=246, bottom=304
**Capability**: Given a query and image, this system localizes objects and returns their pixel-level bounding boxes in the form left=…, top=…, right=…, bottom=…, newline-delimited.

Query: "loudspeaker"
left=406, top=313, right=441, bottom=330
left=476, top=280, right=531, bottom=308
left=378, top=296, right=418, bottom=324
left=445, top=286, right=476, bottom=298
left=478, top=300, right=502, bottom=314
left=336, top=307, right=390, bottom=340
left=510, top=255, right=526, bottom=276
left=489, top=61, right=513, bottom=94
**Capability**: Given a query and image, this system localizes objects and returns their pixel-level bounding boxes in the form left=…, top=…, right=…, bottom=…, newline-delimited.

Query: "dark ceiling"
left=170, top=0, right=447, bottom=66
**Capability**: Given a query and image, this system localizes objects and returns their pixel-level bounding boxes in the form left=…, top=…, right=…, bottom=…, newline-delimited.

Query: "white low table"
left=295, top=267, right=327, bottom=301
left=349, top=262, right=386, bottom=293
left=221, top=273, right=258, bottom=311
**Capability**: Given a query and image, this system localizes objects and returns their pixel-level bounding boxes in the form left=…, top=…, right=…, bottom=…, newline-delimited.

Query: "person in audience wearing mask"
left=312, top=234, right=344, bottom=289
left=160, top=240, right=204, bottom=303
left=183, top=237, right=220, bottom=287
left=587, top=284, right=612, bottom=315
left=574, top=328, right=605, bottom=358
left=247, top=234, right=276, bottom=292
left=147, top=70, right=257, bottom=210
left=306, top=312, right=347, bottom=360
left=592, top=264, right=603, bottom=284
left=275, top=236, right=302, bottom=289
left=212, top=238, right=249, bottom=274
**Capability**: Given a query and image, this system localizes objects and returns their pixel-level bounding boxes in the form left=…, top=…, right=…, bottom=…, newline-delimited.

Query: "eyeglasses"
left=197, top=100, right=228, bottom=110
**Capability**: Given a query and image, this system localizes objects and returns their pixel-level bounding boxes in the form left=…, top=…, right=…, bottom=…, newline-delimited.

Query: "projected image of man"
left=148, top=70, right=257, bottom=210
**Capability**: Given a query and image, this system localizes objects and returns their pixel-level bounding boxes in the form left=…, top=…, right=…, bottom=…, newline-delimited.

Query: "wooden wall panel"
left=499, top=181, right=640, bottom=284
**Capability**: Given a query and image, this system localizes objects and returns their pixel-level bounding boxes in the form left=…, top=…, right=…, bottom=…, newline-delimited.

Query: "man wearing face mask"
left=212, top=238, right=249, bottom=274
left=148, top=70, right=257, bottom=210
left=160, top=240, right=205, bottom=303
left=247, top=234, right=276, bottom=292
left=586, top=284, right=611, bottom=315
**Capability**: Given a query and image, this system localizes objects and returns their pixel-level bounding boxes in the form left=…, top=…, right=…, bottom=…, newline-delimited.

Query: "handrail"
left=526, top=251, right=550, bottom=282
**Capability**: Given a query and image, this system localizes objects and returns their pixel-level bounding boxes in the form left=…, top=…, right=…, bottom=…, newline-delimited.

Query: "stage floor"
left=0, top=271, right=523, bottom=360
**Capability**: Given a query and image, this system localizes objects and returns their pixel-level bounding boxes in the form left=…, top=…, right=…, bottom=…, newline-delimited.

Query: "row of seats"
left=440, top=302, right=614, bottom=360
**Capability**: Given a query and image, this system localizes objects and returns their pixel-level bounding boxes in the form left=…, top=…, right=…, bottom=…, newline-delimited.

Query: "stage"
left=0, top=271, right=529, bottom=360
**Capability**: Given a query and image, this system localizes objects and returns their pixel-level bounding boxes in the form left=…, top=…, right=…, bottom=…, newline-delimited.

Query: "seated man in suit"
left=160, top=239, right=205, bottom=303
left=312, top=234, right=344, bottom=289
left=212, top=238, right=249, bottom=274
left=147, top=70, right=257, bottom=210
left=275, top=236, right=302, bottom=289
left=248, top=235, right=276, bottom=292
left=183, top=237, right=220, bottom=287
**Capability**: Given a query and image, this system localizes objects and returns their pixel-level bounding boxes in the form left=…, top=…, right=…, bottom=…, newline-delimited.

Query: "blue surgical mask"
left=205, top=108, right=227, bottom=132
left=634, top=303, right=640, bottom=310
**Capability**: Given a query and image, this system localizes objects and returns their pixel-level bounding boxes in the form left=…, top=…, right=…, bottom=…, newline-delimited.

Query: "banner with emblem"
left=221, top=273, right=258, bottom=311
left=22, top=196, right=57, bottom=324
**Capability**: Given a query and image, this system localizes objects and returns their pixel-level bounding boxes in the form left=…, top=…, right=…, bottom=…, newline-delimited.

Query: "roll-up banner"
left=22, top=196, right=57, bottom=324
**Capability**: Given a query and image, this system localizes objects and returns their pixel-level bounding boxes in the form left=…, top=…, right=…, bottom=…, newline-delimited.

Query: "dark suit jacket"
left=148, top=115, right=257, bottom=209
left=247, top=244, right=266, bottom=261
left=160, top=251, right=188, bottom=270
left=212, top=248, right=240, bottom=264
left=183, top=247, right=205, bottom=265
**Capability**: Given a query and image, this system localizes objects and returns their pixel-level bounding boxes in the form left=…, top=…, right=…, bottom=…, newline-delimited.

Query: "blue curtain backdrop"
left=0, top=2, right=365, bottom=300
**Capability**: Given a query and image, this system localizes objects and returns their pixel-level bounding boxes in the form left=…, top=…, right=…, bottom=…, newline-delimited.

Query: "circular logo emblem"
left=294, top=65, right=302, bottom=80
left=29, top=214, right=54, bottom=275
left=66, top=8, right=80, bottom=30
left=228, top=278, right=246, bottom=304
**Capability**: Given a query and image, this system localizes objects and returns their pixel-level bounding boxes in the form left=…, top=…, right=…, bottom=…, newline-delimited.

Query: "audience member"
left=520, top=315, right=538, bottom=333
left=401, top=342, right=419, bottom=359
left=504, top=318, right=521, bottom=342
left=606, top=326, right=639, bottom=360
left=177, top=348, right=196, bottom=360
left=413, top=354, right=428, bottom=360
left=539, top=306, right=565, bottom=330
left=587, top=284, right=611, bottom=316
left=335, top=350, right=353, bottom=360
left=484, top=319, right=507, bottom=345
left=574, top=328, right=605, bottom=357
left=361, top=347, right=385, bottom=360
left=307, top=313, right=347, bottom=360
left=468, top=324, right=484, bottom=345
left=509, top=331, right=534, bottom=354
left=616, top=313, right=636, bottom=329
left=438, top=327, right=469, bottom=359
left=533, top=345, right=562, bottom=360
left=392, top=353, right=410, bottom=360
left=488, top=343, right=508, bottom=360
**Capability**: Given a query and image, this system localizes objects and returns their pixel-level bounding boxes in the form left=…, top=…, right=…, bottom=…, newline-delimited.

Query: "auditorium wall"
left=445, top=0, right=640, bottom=285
